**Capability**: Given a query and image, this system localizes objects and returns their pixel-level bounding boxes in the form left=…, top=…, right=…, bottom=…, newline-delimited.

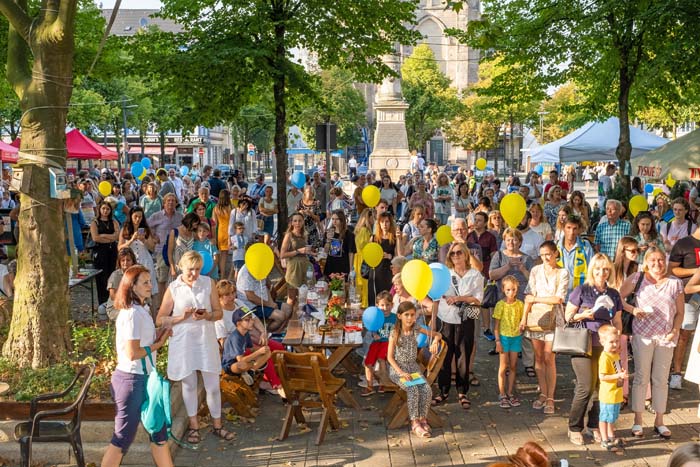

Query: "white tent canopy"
left=530, top=117, right=668, bottom=163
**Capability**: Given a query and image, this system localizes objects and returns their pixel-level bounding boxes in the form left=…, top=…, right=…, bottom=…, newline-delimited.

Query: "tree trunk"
left=616, top=67, right=632, bottom=196
left=159, top=130, right=166, bottom=162
left=1, top=0, right=77, bottom=368
left=272, top=20, right=288, bottom=234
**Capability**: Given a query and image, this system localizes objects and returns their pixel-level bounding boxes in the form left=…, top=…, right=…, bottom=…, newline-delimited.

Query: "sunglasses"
left=449, top=250, right=465, bottom=257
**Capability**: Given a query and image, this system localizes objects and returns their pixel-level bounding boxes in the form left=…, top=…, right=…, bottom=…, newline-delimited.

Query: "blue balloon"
left=645, top=183, right=654, bottom=194
left=362, top=306, right=385, bottom=332
left=291, top=170, right=306, bottom=189
left=198, top=250, right=214, bottom=275
left=180, top=165, right=189, bottom=177
left=141, top=157, right=151, bottom=169
left=417, top=332, right=428, bottom=348
left=534, top=164, right=544, bottom=175
left=130, top=162, right=144, bottom=177
left=428, top=263, right=451, bottom=300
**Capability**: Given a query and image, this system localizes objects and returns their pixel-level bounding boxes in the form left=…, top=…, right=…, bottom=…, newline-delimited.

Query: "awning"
left=0, top=140, right=18, bottom=163
left=12, top=130, right=119, bottom=161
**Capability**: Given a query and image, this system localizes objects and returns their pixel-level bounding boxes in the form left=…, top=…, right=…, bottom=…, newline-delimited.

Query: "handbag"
left=552, top=321, right=592, bottom=357
left=527, top=303, right=556, bottom=332
left=460, top=304, right=481, bottom=321
left=622, top=272, right=645, bottom=336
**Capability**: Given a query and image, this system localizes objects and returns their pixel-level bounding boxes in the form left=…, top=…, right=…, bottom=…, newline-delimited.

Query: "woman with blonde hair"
left=554, top=205, right=573, bottom=243
left=544, top=185, right=566, bottom=230
left=156, top=251, right=231, bottom=445
left=354, top=209, right=374, bottom=307
left=434, top=172, right=454, bottom=225
left=529, top=203, right=553, bottom=241
left=280, top=212, right=311, bottom=307
left=564, top=253, right=623, bottom=445
left=568, top=190, right=591, bottom=233
left=212, top=189, right=233, bottom=278
left=488, top=210, right=505, bottom=249
left=369, top=212, right=403, bottom=305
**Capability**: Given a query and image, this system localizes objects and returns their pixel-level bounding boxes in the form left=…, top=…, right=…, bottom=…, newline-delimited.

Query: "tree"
left=133, top=0, right=420, bottom=233
left=445, top=56, right=541, bottom=175
left=295, top=67, right=366, bottom=150
left=449, top=0, right=700, bottom=193
left=0, top=0, right=78, bottom=367
left=539, top=82, right=589, bottom=144
left=401, top=44, right=461, bottom=152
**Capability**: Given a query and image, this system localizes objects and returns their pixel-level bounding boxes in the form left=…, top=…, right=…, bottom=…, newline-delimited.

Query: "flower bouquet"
left=325, top=295, right=346, bottom=327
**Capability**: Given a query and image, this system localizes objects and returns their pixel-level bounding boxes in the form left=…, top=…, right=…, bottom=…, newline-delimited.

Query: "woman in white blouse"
left=102, top=265, right=172, bottom=467
left=432, top=242, right=484, bottom=410
left=157, top=251, right=230, bottom=445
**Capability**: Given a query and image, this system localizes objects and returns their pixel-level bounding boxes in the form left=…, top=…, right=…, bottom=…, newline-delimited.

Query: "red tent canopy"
left=0, top=140, right=18, bottom=163
left=11, top=130, right=118, bottom=161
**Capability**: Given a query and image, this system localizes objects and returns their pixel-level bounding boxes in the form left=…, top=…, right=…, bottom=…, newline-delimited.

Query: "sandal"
left=631, top=424, right=644, bottom=438
left=411, top=421, right=431, bottom=438
left=185, top=428, right=201, bottom=444
left=525, top=366, right=536, bottom=378
left=499, top=395, right=511, bottom=409
left=211, top=427, right=235, bottom=441
left=431, top=393, right=448, bottom=406
left=469, top=372, right=480, bottom=387
left=420, top=420, right=432, bottom=434
left=601, top=439, right=619, bottom=452
left=654, top=425, right=671, bottom=439
left=568, top=430, right=585, bottom=446
left=543, top=398, right=555, bottom=415
left=458, top=394, right=471, bottom=410
left=508, top=395, right=521, bottom=407
left=532, top=393, right=546, bottom=410
left=361, top=387, right=376, bottom=397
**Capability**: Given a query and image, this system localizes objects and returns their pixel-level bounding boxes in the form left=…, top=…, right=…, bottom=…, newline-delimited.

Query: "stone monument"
left=370, top=53, right=411, bottom=181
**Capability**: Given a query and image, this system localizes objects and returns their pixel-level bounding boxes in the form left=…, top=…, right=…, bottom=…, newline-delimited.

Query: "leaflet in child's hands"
left=400, top=372, right=426, bottom=386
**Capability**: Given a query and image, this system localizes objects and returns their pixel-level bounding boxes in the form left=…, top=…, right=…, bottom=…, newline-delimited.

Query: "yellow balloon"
left=629, top=195, right=649, bottom=217
left=401, top=259, right=433, bottom=301
left=245, top=242, right=274, bottom=280
left=362, top=242, right=383, bottom=268
left=98, top=181, right=112, bottom=197
left=500, top=193, right=527, bottom=228
left=652, top=188, right=663, bottom=197
left=475, top=158, right=487, bottom=171
left=666, top=173, right=676, bottom=188
left=435, top=225, right=453, bottom=246
left=362, top=185, right=381, bottom=208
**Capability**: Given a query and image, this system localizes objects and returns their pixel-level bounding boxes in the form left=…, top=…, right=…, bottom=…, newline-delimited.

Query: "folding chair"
left=383, top=340, right=447, bottom=429
left=273, top=351, right=346, bottom=445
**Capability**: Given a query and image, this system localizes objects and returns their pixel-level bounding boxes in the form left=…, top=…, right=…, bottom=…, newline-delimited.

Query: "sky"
left=97, top=0, right=163, bottom=8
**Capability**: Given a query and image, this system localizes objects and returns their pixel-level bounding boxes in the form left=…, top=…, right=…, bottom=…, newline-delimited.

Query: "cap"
left=231, top=306, right=255, bottom=325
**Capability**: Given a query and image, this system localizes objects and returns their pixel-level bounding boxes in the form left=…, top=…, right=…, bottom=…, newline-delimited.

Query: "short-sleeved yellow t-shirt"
left=493, top=299, right=524, bottom=337
left=599, top=351, right=623, bottom=404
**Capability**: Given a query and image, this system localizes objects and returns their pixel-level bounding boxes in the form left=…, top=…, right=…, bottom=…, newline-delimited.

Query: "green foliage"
left=295, top=67, right=367, bottom=149
left=70, top=322, right=116, bottom=361
left=449, top=0, right=700, bottom=192
left=401, top=45, right=461, bottom=151
left=0, top=358, right=79, bottom=401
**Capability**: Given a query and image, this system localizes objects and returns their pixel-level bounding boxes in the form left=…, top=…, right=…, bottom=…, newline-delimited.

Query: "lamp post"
left=538, top=111, right=549, bottom=142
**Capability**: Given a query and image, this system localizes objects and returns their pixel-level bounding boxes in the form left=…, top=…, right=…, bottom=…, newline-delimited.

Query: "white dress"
left=684, top=318, right=700, bottom=385
left=166, top=275, right=220, bottom=381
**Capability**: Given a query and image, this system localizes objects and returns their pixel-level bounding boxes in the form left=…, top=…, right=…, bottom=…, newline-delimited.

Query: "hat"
left=156, top=168, right=167, bottom=177
left=231, top=306, right=255, bottom=325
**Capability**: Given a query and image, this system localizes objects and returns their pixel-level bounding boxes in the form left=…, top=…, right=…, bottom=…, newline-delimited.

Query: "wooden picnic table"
left=282, top=319, right=363, bottom=409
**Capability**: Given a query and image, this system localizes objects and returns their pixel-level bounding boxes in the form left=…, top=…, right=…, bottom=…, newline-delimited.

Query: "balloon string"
left=259, top=279, right=268, bottom=336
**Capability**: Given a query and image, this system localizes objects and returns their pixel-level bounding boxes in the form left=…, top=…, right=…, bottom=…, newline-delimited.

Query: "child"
left=387, top=301, right=442, bottom=438
left=598, top=324, right=629, bottom=451
left=229, top=221, right=246, bottom=280
left=361, top=291, right=396, bottom=396
left=193, top=222, right=219, bottom=279
left=493, top=275, right=524, bottom=408
left=221, top=307, right=284, bottom=397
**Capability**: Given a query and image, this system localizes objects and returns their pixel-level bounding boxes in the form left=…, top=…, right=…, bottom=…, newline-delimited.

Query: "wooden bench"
left=383, top=340, right=447, bottom=429
left=273, top=351, right=346, bottom=445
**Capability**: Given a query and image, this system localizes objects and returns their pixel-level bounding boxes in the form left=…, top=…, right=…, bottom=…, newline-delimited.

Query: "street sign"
left=198, top=148, right=204, bottom=156
left=248, top=150, right=255, bottom=157
left=247, top=143, right=256, bottom=151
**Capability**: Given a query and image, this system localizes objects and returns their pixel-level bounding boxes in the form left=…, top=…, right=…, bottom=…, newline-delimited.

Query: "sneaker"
left=483, top=329, right=496, bottom=341
left=669, top=373, right=682, bottom=390
left=241, top=371, right=254, bottom=386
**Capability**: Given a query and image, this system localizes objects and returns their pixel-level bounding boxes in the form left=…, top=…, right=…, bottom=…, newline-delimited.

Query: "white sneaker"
left=669, top=373, right=682, bottom=390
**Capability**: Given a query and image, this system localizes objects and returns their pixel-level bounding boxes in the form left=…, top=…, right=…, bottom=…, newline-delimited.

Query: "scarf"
left=557, top=238, right=588, bottom=288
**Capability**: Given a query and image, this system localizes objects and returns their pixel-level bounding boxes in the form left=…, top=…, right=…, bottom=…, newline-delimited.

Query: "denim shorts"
left=599, top=402, right=621, bottom=423
left=110, top=370, right=168, bottom=453
left=500, top=334, right=522, bottom=353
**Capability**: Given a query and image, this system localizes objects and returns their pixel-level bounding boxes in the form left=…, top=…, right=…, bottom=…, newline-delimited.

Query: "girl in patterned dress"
left=387, top=301, right=442, bottom=438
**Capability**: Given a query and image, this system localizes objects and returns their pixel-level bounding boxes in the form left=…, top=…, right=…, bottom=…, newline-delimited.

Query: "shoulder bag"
left=552, top=315, right=592, bottom=357
left=450, top=275, right=480, bottom=320
left=525, top=270, right=560, bottom=332
left=622, top=272, right=645, bottom=336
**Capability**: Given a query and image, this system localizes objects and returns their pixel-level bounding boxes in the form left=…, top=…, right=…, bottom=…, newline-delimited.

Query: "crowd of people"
left=77, top=160, right=700, bottom=465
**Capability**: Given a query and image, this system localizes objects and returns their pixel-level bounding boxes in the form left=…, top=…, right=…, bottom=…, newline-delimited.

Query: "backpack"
left=664, top=218, right=693, bottom=237
left=162, top=228, right=179, bottom=267
left=140, top=348, right=193, bottom=448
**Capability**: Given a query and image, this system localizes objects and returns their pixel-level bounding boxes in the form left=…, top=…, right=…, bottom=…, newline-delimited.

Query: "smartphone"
left=195, top=308, right=207, bottom=316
